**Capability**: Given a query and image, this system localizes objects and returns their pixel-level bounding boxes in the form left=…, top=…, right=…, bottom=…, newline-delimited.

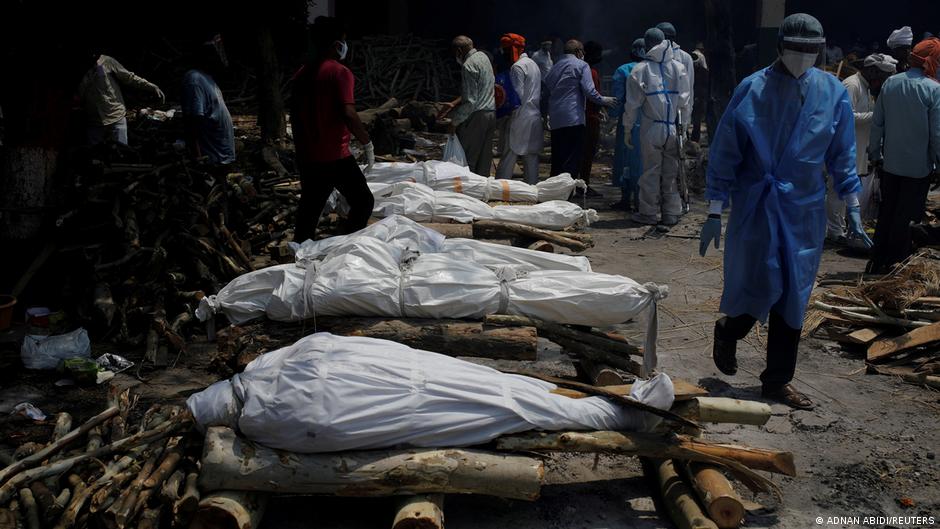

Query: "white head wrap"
left=863, top=53, right=899, bottom=73
left=887, top=26, right=914, bottom=49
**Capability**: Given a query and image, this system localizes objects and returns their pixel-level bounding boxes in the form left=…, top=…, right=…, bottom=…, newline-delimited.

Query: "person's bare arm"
left=438, top=96, right=463, bottom=118
left=343, top=104, right=370, bottom=145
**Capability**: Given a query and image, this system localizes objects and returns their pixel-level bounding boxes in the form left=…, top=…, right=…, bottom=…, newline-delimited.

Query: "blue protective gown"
left=706, top=65, right=861, bottom=329
left=612, top=62, right=643, bottom=193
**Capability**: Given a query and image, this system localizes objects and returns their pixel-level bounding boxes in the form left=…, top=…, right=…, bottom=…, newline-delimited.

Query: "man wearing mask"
left=495, top=33, right=542, bottom=184
left=825, top=53, right=897, bottom=242
left=622, top=28, right=691, bottom=226
left=181, top=34, right=235, bottom=167
left=439, top=36, right=497, bottom=176
left=867, top=38, right=940, bottom=274
left=531, top=39, right=554, bottom=79
left=289, top=17, right=375, bottom=242
left=699, top=14, right=869, bottom=410
left=543, top=40, right=617, bottom=180
left=886, top=26, right=914, bottom=73
left=611, top=38, right=646, bottom=211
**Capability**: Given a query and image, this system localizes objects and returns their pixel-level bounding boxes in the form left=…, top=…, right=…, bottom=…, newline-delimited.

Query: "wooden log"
left=189, top=491, right=268, bottom=529
left=392, top=494, right=444, bottom=529
left=144, top=438, right=183, bottom=488
left=29, top=481, right=59, bottom=525
left=577, top=357, right=625, bottom=386
left=137, top=505, right=162, bottom=529
left=160, top=470, right=185, bottom=504
left=174, top=472, right=201, bottom=520
left=550, top=379, right=708, bottom=402
left=867, top=365, right=940, bottom=389
left=0, top=405, right=119, bottom=486
left=51, top=413, right=72, bottom=442
left=200, top=427, right=544, bottom=500
left=868, top=321, right=940, bottom=362
left=495, top=431, right=795, bottom=477
left=846, top=327, right=886, bottom=345
left=20, top=488, right=40, bottom=529
left=0, top=508, right=14, bottom=529
left=527, top=240, right=555, bottom=253
left=416, top=223, right=474, bottom=238
left=484, top=314, right=642, bottom=358
left=651, top=459, right=718, bottom=529
left=671, top=398, right=771, bottom=426
left=686, top=463, right=745, bottom=529
left=473, top=220, right=591, bottom=252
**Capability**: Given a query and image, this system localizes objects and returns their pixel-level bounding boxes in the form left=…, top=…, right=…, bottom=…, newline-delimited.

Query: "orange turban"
left=910, top=37, right=940, bottom=80
left=500, top=33, right=526, bottom=63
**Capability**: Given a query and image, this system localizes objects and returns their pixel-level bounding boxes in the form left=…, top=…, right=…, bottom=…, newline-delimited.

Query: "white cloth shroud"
left=186, top=332, right=675, bottom=453
left=198, top=216, right=666, bottom=372
left=363, top=160, right=584, bottom=203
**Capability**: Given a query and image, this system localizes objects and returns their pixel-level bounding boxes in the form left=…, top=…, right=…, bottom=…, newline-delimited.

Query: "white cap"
left=863, top=53, right=899, bottom=73
left=887, top=26, right=914, bottom=49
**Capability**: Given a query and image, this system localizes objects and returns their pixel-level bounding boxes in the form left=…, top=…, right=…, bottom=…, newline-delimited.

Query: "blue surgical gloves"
left=846, top=205, right=873, bottom=248
left=699, top=214, right=722, bottom=256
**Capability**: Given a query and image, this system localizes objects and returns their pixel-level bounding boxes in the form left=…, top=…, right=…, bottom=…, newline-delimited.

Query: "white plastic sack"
left=363, top=161, right=584, bottom=203
left=369, top=182, right=597, bottom=230
left=186, top=333, right=675, bottom=453
left=292, top=215, right=591, bottom=273
left=442, top=134, right=467, bottom=166
left=198, top=233, right=667, bottom=371
left=21, top=328, right=91, bottom=370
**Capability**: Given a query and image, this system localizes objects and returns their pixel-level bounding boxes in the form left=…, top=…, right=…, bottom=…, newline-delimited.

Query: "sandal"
left=712, top=332, right=738, bottom=376
left=762, top=384, right=814, bottom=410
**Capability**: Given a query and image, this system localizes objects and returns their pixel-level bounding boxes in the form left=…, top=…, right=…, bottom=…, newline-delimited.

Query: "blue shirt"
left=869, top=67, right=940, bottom=178
left=182, top=69, right=236, bottom=165
left=541, top=54, right=604, bottom=130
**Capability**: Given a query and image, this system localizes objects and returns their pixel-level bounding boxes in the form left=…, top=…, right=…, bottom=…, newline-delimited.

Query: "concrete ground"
left=261, top=169, right=940, bottom=528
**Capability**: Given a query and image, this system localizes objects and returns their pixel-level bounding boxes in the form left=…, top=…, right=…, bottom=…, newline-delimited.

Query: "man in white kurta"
left=496, top=34, right=544, bottom=184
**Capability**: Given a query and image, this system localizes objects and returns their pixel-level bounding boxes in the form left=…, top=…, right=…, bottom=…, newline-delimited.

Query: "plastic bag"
left=442, top=134, right=467, bottom=167
left=21, top=328, right=91, bottom=370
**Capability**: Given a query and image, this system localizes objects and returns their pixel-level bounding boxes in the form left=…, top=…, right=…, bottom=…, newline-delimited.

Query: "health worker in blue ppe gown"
left=698, top=13, right=871, bottom=410
left=611, top=38, right=646, bottom=211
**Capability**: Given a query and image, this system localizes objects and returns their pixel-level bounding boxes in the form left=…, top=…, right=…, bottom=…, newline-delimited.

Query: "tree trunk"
left=650, top=459, right=718, bottom=529
left=189, top=491, right=268, bottom=529
left=256, top=24, right=286, bottom=145
left=0, top=147, right=57, bottom=241
left=199, top=427, right=544, bottom=501
left=391, top=494, right=444, bottom=529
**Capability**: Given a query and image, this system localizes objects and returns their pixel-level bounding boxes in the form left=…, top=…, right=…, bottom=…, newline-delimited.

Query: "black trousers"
left=690, top=95, right=707, bottom=143
left=295, top=156, right=374, bottom=242
left=551, top=125, right=585, bottom=179
left=870, top=170, right=931, bottom=272
left=715, top=311, right=801, bottom=389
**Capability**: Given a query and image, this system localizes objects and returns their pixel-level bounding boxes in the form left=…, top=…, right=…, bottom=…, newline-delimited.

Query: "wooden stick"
left=671, top=398, right=771, bottom=426
left=868, top=320, right=940, bottom=362
left=0, top=508, right=15, bottom=529
left=473, top=220, right=591, bottom=252
left=577, top=357, right=626, bottom=386
left=0, top=406, right=119, bottom=486
left=137, top=505, right=162, bottom=529
left=0, top=412, right=189, bottom=504
left=199, top=427, right=544, bottom=500
left=52, top=413, right=73, bottom=442
left=189, top=491, right=268, bottom=529
left=20, top=488, right=40, bottom=529
left=174, top=472, right=201, bottom=518
left=550, top=379, right=708, bottom=402
left=143, top=438, right=183, bottom=488
left=52, top=474, right=87, bottom=529
left=392, top=494, right=444, bottom=529
left=485, top=314, right=642, bottom=358
left=651, top=459, right=718, bottom=529
left=160, top=470, right=185, bottom=504
left=686, top=463, right=745, bottom=529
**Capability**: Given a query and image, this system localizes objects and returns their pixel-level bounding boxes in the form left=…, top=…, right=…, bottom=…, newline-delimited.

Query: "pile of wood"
left=347, top=35, right=460, bottom=109
left=0, top=389, right=197, bottom=529
left=41, top=137, right=300, bottom=372
left=805, top=250, right=940, bottom=389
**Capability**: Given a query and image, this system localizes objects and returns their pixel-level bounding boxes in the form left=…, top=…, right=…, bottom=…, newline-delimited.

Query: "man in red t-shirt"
left=291, top=17, right=375, bottom=242
left=579, top=41, right=604, bottom=197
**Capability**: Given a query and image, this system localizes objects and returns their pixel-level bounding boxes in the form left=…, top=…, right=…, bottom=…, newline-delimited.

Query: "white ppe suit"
left=623, top=41, right=692, bottom=222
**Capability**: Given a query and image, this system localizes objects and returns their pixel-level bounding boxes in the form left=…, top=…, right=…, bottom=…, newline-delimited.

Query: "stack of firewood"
left=0, top=389, right=197, bottom=529
left=46, top=141, right=300, bottom=372
left=347, top=35, right=460, bottom=109
left=805, top=249, right=940, bottom=389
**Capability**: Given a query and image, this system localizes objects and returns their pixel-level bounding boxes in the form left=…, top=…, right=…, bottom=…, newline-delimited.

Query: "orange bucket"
left=0, top=295, right=15, bottom=331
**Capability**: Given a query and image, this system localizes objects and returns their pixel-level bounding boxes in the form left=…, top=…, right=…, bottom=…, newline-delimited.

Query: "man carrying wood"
left=290, top=17, right=375, bottom=242
left=439, top=35, right=497, bottom=176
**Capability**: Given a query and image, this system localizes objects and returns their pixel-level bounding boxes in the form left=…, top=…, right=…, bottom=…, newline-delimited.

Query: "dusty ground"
left=2, top=156, right=938, bottom=529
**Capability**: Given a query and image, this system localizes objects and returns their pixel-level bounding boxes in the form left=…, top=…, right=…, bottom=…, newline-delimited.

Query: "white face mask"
left=781, top=49, right=817, bottom=78
left=337, top=40, right=348, bottom=61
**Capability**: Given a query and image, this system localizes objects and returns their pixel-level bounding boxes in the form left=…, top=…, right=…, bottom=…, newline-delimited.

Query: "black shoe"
left=762, top=383, right=814, bottom=410
left=585, top=186, right=603, bottom=198
left=712, top=326, right=738, bottom=376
